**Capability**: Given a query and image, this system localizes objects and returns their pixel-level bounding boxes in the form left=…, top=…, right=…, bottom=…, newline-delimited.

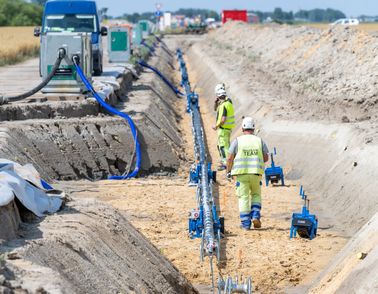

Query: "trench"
left=0, top=51, right=183, bottom=181
left=0, top=39, right=196, bottom=294
left=51, top=34, right=354, bottom=293
left=0, top=31, right=376, bottom=293
left=182, top=31, right=378, bottom=292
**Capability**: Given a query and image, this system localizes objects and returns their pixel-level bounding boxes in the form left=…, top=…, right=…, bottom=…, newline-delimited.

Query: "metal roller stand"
left=217, top=275, right=252, bottom=294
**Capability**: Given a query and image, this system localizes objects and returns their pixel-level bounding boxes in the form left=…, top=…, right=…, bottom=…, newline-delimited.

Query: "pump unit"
left=138, top=20, right=150, bottom=38
left=132, top=25, right=143, bottom=46
left=108, top=26, right=131, bottom=63
left=41, top=33, right=92, bottom=93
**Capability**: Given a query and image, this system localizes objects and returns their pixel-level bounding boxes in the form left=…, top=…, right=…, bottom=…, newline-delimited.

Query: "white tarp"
left=0, top=159, right=64, bottom=217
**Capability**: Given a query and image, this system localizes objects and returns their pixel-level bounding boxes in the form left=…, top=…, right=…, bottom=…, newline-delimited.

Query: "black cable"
left=1, top=48, right=66, bottom=104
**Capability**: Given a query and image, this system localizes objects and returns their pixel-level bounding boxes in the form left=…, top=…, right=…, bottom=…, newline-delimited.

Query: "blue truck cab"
left=35, top=0, right=107, bottom=75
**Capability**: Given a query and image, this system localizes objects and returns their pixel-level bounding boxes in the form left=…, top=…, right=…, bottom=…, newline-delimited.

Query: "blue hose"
left=141, top=40, right=156, bottom=54
left=41, top=179, right=54, bottom=190
left=73, top=59, right=141, bottom=179
left=137, top=60, right=184, bottom=96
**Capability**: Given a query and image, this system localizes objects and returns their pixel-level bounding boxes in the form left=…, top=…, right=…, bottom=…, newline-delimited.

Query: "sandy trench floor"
left=60, top=55, right=348, bottom=293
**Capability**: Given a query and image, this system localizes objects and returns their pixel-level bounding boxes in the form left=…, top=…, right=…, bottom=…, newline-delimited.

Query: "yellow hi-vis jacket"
left=231, top=134, right=265, bottom=176
left=216, top=99, right=235, bottom=130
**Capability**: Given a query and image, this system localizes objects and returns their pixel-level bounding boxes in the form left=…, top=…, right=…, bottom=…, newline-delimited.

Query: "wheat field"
left=0, top=26, right=40, bottom=66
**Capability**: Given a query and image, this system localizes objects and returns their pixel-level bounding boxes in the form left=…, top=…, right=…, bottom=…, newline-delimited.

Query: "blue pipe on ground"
left=137, top=60, right=184, bottom=96
left=73, top=58, right=141, bottom=179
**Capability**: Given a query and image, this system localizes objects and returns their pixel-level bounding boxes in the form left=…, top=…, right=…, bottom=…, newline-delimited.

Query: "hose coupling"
left=72, top=54, right=80, bottom=65
left=58, top=48, right=66, bottom=59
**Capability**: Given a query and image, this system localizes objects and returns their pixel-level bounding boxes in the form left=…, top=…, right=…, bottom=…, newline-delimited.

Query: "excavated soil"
left=204, top=22, right=378, bottom=124
left=1, top=198, right=196, bottom=294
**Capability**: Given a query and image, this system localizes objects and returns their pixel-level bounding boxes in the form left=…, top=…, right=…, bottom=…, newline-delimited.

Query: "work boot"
left=252, top=218, right=261, bottom=229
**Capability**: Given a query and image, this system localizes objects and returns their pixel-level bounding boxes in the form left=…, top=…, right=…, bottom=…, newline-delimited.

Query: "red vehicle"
left=222, top=10, right=248, bottom=24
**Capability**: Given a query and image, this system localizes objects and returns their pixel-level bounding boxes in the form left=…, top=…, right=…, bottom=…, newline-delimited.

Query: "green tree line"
left=252, top=7, right=346, bottom=23
left=0, top=0, right=43, bottom=26
left=295, top=8, right=346, bottom=22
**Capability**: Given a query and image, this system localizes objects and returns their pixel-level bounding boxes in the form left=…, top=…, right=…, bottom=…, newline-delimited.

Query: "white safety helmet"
left=216, top=88, right=227, bottom=98
left=242, top=117, right=255, bottom=130
left=214, top=83, right=226, bottom=95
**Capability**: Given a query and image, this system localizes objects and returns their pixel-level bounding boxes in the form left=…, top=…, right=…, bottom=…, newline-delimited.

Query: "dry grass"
left=0, top=26, right=40, bottom=66
left=300, top=22, right=378, bottom=32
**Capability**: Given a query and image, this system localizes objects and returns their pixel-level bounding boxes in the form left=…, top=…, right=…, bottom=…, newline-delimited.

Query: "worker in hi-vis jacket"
left=226, top=117, right=269, bottom=230
left=212, top=84, right=235, bottom=171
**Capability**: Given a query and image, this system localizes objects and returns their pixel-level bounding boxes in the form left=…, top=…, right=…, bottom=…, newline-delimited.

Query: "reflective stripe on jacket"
left=231, top=134, right=264, bottom=176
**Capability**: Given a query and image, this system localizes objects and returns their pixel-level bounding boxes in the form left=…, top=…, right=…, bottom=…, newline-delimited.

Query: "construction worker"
left=213, top=83, right=225, bottom=111
left=226, top=117, right=269, bottom=230
left=212, top=86, right=235, bottom=170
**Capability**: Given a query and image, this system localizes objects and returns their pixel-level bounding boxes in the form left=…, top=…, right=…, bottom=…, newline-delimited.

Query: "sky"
left=96, top=0, right=378, bottom=18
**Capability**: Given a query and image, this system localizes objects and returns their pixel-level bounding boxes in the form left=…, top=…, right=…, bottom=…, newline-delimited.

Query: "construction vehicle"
left=185, top=23, right=207, bottom=34
left=222, top=10, right=248, bottom=24
left=34, top=0, right=108, bottom=76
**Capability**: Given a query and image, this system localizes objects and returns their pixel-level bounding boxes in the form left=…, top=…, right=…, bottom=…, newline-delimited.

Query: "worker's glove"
left=226, top=172, right=232, bottom=181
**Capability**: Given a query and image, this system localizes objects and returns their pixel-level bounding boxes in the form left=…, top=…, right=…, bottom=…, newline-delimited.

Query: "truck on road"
left=35, top=0, right=107, bottom=76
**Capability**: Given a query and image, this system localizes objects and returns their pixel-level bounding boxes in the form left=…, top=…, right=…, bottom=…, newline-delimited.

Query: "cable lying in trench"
left=137, top=60, right=184, bottom=96
left=0, top=48, right=66, bottom=105
left=176, top=48, right=221, bottom=291
left=177, top=49, right=253, bottom=294
left=73, top=56, right=141, bottom=179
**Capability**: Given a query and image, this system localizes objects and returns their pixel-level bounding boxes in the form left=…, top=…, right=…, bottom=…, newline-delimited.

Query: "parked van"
left=35, top=0, right=107, bottom=76
left=332, top=18, right=360, bottom=26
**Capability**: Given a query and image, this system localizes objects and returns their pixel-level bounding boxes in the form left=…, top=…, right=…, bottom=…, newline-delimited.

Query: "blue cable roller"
left=290, top=186, right=318, bottom=240
left=265, top=147, right=284, bottom=186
